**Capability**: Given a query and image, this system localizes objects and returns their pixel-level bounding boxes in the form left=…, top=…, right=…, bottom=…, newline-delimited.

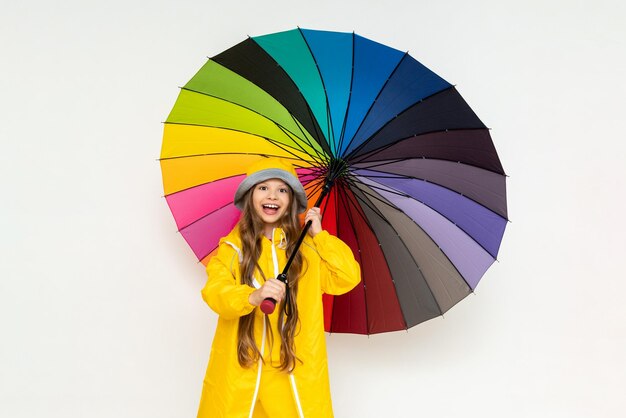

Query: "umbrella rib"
left=159, top=148, right=320, bottom=174
left=335, top=32, right=356, bottom=159
left=339, top=52, right=409, bottom=158
left=326, top=184, right=342, bottom=334
left=160, top=152, right=317, bottom=167
left=160, top=147, right=319, bottom=167
left=199, top=244, right=219, bottom=263
left=290, top=81, right=332, bottom=157
left=163, top=173, right=244, bottom=198
left=297, top=27, right=336, bottom=155
left=352, top=158, right=412, bottom=170
left=354, top=156, right=504, bottom=180
left=345, top=85, right=466, bottom=161
left=338, top=180, right=381, bottom=231
left=350, top=128, right=505, bottom=175
left=162, top=121, right=322, bottom=166
left=303, top=177, right=327, bottom=202
left=177, top=87, right=326, bottom=158
left=344, top=173, right=413, bottom=199
left=344, top=176, right=405, bottom=215
left=351, top=170, right=415, bottom=182
left=287, top=112, right=329, bottom=163
left=275, top=123, right=328, bottom=166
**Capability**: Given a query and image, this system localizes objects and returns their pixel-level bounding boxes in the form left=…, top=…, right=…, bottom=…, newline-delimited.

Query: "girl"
left=197, top=158, right=361, bottom=418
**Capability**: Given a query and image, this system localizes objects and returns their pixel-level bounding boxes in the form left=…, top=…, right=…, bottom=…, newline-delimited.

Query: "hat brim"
left=234, top=168, right=308, bottom=213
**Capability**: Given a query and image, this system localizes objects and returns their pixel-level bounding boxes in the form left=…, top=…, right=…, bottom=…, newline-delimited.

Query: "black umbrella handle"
left=259, top=180, right=333, bottom=315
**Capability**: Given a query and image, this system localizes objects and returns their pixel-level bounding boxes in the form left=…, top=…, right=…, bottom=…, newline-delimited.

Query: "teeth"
left=263, top=204, right=279, bottom=209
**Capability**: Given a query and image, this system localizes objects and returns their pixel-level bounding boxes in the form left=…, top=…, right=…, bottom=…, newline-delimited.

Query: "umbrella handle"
left=260, top=298, right=277, bottom=314
left=260, top=273, right=288, bottom=314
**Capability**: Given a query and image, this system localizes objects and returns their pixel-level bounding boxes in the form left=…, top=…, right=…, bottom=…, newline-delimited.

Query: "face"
left=251, top=178, right=292, bottom=233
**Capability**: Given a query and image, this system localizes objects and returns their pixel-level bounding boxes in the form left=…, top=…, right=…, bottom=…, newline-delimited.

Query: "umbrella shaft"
left=281, top=180, right=332, bottom=275
left=263, top=181, right=332, bottom=315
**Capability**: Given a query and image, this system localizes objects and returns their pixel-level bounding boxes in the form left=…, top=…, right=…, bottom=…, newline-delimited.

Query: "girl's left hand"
left=305, top=207, right=323, bottom=237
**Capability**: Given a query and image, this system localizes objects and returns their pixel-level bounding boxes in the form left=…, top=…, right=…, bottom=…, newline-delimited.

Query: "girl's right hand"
left=249, top=278, right=286, bottom=306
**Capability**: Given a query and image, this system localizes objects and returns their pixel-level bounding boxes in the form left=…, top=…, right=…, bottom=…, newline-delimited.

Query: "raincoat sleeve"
left=312, top=230, right=361, bottom=295
left=201, top=243, right=256, bottom=320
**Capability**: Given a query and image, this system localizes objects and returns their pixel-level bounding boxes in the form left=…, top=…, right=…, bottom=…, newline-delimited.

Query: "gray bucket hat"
left=234, top=158, right=308, bottom=213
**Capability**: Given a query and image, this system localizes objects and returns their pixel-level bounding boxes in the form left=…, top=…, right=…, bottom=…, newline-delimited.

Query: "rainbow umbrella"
left=160, top=28, right=508, bottom=334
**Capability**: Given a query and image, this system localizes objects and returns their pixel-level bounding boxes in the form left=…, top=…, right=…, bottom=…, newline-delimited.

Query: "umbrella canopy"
left=160, top=28, right=507, bottom=334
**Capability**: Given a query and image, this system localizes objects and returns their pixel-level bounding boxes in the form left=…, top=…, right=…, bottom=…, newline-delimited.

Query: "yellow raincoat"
left=198, top=226, right=360, bottom=418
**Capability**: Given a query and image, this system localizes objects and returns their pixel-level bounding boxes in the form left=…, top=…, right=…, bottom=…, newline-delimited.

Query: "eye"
left=279, top=188, right=289, bottom=193
left=258, top=185, right=268, bottom=191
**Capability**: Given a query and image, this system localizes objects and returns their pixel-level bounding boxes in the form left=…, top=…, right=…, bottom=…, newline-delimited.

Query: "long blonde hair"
left=236, top=185, right=304, bottom=372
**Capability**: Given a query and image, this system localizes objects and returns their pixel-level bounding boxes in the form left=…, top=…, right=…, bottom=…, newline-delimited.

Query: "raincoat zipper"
left=232, top=230, right=305, bottom=417
left=248, top=317, right=266, bottom=418
left=272, top=229, right=305, bottom=418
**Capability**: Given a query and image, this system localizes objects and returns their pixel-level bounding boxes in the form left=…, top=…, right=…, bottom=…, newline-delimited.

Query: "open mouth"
left=262, top=204, right=280, bottom=215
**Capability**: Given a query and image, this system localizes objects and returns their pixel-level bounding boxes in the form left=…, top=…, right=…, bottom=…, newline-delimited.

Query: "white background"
left=2, top=0, right=625, bottom=417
